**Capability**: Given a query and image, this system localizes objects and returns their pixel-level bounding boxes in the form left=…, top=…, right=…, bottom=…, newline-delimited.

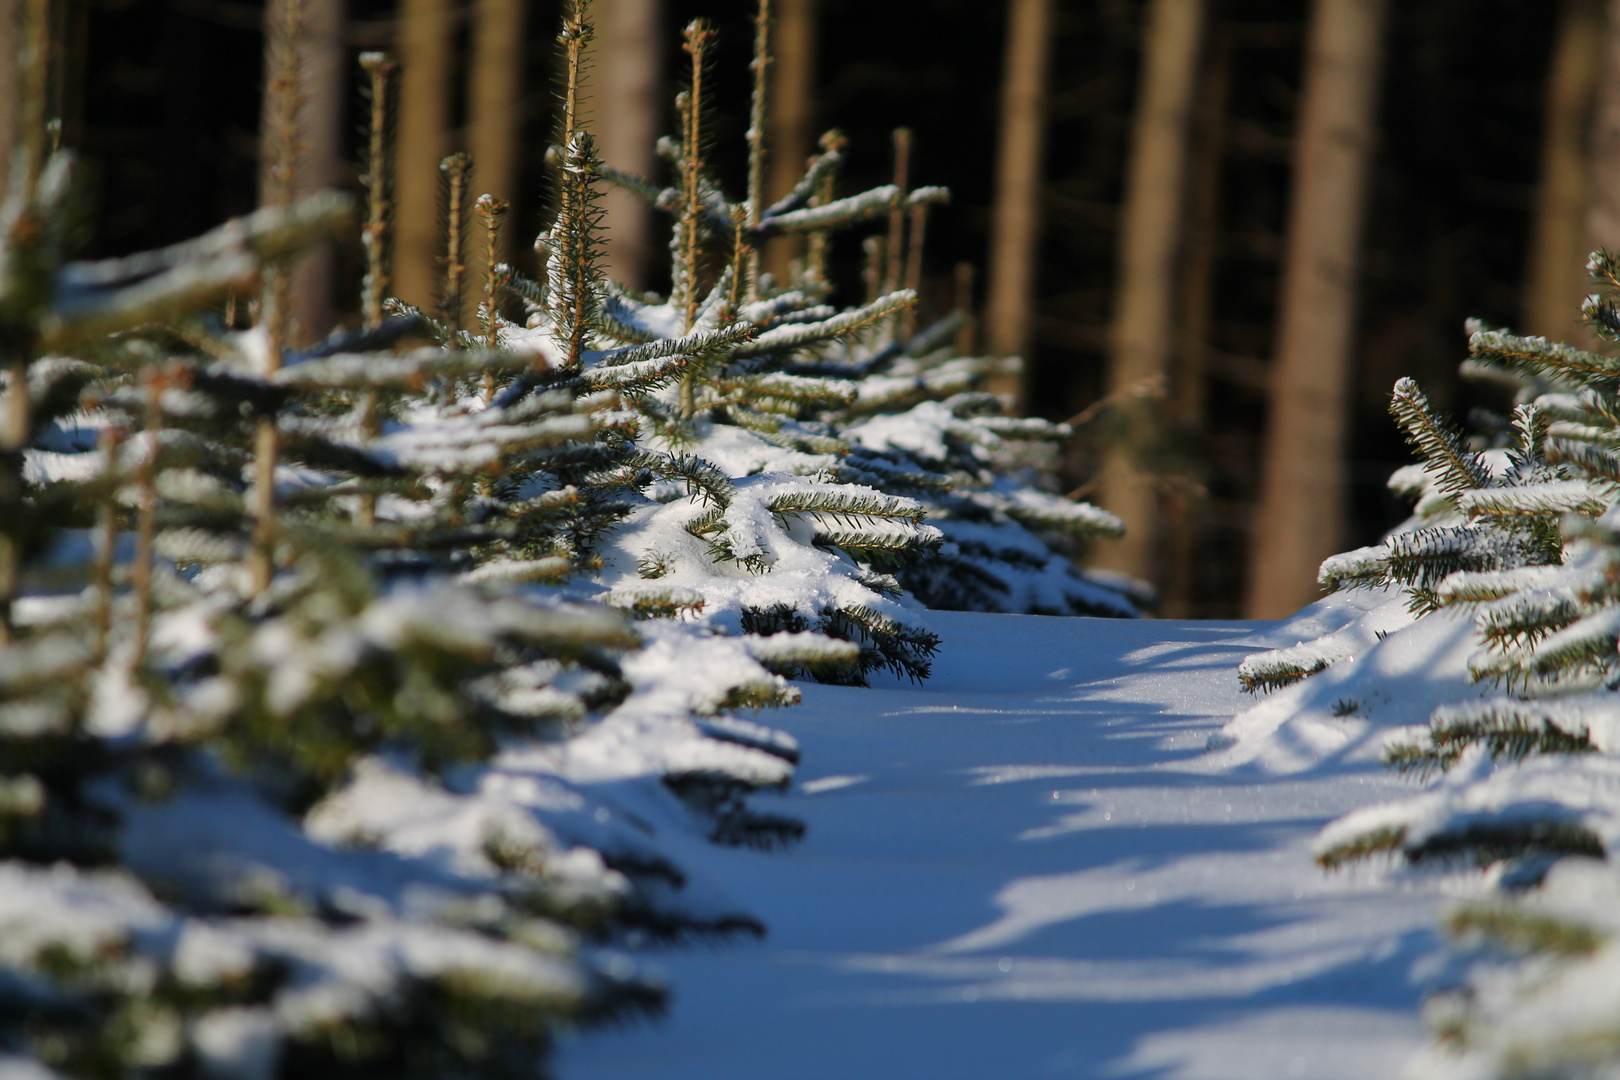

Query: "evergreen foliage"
left=0, top=0, right=1137, bottom=1073
left=1235, top=248, right=1620, bottom=1078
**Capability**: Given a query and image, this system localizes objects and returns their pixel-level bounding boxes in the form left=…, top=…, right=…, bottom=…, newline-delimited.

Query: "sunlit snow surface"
left=559, top=610, right=1445, bottom=1080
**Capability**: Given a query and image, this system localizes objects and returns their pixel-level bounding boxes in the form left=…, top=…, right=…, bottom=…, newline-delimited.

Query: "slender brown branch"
left=359, top=51, right=396, bottom=331
left=728, top=203, right=749, bottom=320
left=861, top=234, right=883, bottom=305
left=804, top=130, right=843, bottom=287
left=440, top=151, right=470, bottom=342
left=476, top=191, right=509, bottom=400
left=882, top=127, right=910, bottom=297
left=745, top=0, right=772, bottom=301
left=559, top=0, right=593, bottom=151
left=93, top=423, right=124, bottom=664
left=357, top=50, right=395, bottom=529
left=901, top=200, right=928, bottom=341
left=678, top=19, right=715, bottom=333
left=252, top=0, right=305, bottom=595
left=132, top=372, right=162, bottom=668
left=676, top=19, right=715, bottom=420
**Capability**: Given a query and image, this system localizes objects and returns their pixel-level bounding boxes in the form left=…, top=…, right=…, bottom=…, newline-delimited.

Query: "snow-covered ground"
left=558, top=610, right=1451, bottom=1080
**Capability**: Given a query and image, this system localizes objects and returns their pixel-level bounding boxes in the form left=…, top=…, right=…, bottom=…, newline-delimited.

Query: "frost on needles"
left=1218, top=248, right=1620, bottom=1079
left=0, top=0, right=1135, bottom=1075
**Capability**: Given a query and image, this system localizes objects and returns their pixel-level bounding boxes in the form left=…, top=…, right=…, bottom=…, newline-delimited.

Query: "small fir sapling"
left=0, top=0, right=1144, bottom=1068
left=0, top=7, right=833, bottom=1078
left=497, top=0, right=1139, bottom=651
left=1223, top=250, right=1620, bottom=1079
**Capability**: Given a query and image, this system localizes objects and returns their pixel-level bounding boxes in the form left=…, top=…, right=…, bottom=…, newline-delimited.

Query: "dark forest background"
left=68, top=0, right=1558, bottom=615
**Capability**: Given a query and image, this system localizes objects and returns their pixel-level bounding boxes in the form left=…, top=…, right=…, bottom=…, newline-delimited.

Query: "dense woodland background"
left=21, top=0, right=1589, bottom=616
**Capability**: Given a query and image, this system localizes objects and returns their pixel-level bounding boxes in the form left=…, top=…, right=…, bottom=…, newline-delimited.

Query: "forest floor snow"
left=558, top=609, right=1452, bottom=1080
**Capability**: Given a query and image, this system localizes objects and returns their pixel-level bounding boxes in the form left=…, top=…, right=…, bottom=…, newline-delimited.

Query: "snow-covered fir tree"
left=1214, top=248, right=1620, bottom=1078
left=0, top=0, right=1135, bottom=1075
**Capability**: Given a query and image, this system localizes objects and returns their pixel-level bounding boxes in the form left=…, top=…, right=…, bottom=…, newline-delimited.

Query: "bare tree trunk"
left=1162, top=29, right=1230, bottom=618
left=1525, top=0, right=1601, bottom=341
left=763, top=0, right=816, bottom=286
left=1584, top=2, right=1620, bottom=321
left=395, top=0, right=454, bottom=312
left=468, top=0, right=525, bottom=266
left=1244, top=0, right=1388, bottom=619
left=1092, top=0, right=1206, bottom=585
left=591, top=0, right=662, bottom=288
left=286, top=0, right=345, bottom=346
left=0, top=0, right=16, bottom=203
left=985, top=0, right=1052, bottom=411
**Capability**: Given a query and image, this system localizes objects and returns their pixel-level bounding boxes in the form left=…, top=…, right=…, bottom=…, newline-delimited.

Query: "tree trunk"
left=1162, top=29, right=1230, bottom=618
left=0, top=0, right=16, bottom=203
left=985, top=0, right=1052, bottom=411
left=1584, top=2, right=1620, bottom=314
left=394, top=0, right=455, bottom=312
left=590, top=0, right=662, bottom=288
left=763, top=0, right=816, bottom=286
left=1525, top=0, right=1601, bottom=341
left=1243, top=0, right=1388, bottom=619
left=287, top=0, right=345, bottom=346
left=1091, top=0, right=1207, bottom=585
left=468, top=0, right=526, bottom=264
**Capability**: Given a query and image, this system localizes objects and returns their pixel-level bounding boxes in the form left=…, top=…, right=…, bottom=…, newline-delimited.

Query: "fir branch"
left=1237, top=652, right=1337, bottom=694
left=714, top=372, right=857, bottom=410
left=1424, top=699, right=1597, bottom=769
left=1470, top=328, right=1620, bottom=384
left=725, top=408, right=851, bottom=453
left=1458, top=356, right=1530, bottom=395
left=763, top=141, right=844, bottom=219
left=596, top=162, right=663, bottom=205
left=1519, top=607, right=1620, bottom=676
left=596, top=286, right=664, bottom=344
left=1315, top=826, right=1407, bottom=870
left=49, top=194, right=355, bottom=348
left=684, top=504, right=728, bottom=541
left=1445, top=904, right=1603, bottom=958
left=1544, top=420, right=1620, bottom=445
left=575, top=351, right=701, bottom=395
left=1403, top=820, right=1604, bottom=868
left=1457, top=480, right=1610, bottom=519
left=274, top=347, right=531, bottom=390
left=1436, top=564, right=1572, bottom=606
left=382, top=297, right=481, bottom=350
left=906, top=310, right=966, bottom=358
left=729, top=290, right=916, bottom=359
left=754, top=185, right=901, bottom=238
left=546, top=135, right=606, bottom=370
left=1586, top=296, right=1620, bottom=344
left=1389, top=377, right=1492, bottom=495
left=1547, top=439, right=1620, bottom=483
left=812, top=527, right=940, bottom=567
left=1475, top=586, right=1588, bottom=647
left=589, top=320, right=754, bottom=368
left=820, top=602, right=940, bottom=683
left=1384, top=526, right=1535, bottom=591
left=657, top=453, right=734, bottom=508
left=832, top=452, right=952, bottom=494
left=740, top=631, right=862, bottom=677
left=606, top=584, right=706, bottom=619
left=766, top=488, right=927, bottom=524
